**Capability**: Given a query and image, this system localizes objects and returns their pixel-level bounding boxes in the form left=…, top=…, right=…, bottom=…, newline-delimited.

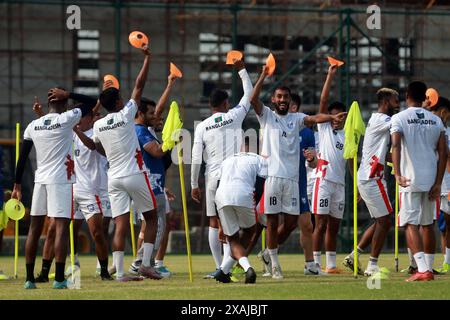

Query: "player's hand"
left=303, top=148, right=316, bottom=162
left=142, top=45, right=151, bottom=56
left=11, top=184, right=22, bottom=201
left=233, top=59, right=245, bottom=71
left=332, top=112, right=347, bottom=123
left=103, top=80, right=114, bottom=91
left=168, top=73, right=177, bottom=85
left=165, top=188, right=176, bottom=201
left=33, top=96, right=43, bottom=117
left=48, top=88, right=69, bottom=102
left=395, top=175, right=411, bottom=188
left=261, top=65, right=270, bottom=76
left=191, top=188, right=201, bottom=203
left=328, top=65, right=338, bottom=76
left=429, top=183, right=441, bottom=201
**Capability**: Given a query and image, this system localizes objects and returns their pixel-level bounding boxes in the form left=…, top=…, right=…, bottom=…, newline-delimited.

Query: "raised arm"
left=73, top=126, right=96, bottom=151
left=191, top=124, right=204, bottom=203
left=319, top=65, right=338, bottom=114
left=154, top=74, right=177, bottom=119
left=33, top=96, right=45, bottom=118
left=250, top=65, right=269, bottom=116
left=131, top=46, right=151, bottom=106
left=143, top=141, right=166, bottom=159
left=234, top=60, right=253, bottom=108
left=304, top=112, right=347, bottom=127
left=47, top=88, right=97, bottom=117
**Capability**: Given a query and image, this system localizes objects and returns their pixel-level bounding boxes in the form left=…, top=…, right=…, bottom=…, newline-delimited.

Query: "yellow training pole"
left=394, top=182, right=399, bottom=272
left=353, top=156, right=358, bottom=278
left=177, top=144, right=193, bottom=282
left=14, top=123, right=20, bottom=278
left=261, top=229, right=266, bottom=250
left=69, top=219, right=75, bottom=283
left=129, top=206, right=136, bottom=258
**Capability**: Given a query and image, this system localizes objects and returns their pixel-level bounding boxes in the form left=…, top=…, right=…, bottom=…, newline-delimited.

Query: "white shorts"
left=399, top=192, right=439, bottom=227
left=218, top=205, right=256, bottom=236
left=358, top=179, right=393, bottom=219
left=164, top=191, right=171, bottom=214
left=73, top=192, right=102, bottom=221
left=139, top=193, right=166, bottom=221
left=440, top=194, right=450, bottom=214
left=261, top=176, right=299, bottom=215
left=99, top=192, right=112, bottom=218
left=205, top=175, right=220, bottom=217
left=311, top=178, right=345, bottom=219
left=108, top=172, right=156, bottom=219
left=30, top=183, right=72, bottom=219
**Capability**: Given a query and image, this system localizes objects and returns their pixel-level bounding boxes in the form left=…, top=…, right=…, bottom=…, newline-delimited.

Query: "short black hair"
left=328, top=101, right=346, bottom=113
left=376, top=88, right=399, bottom=105
left=137, top=97, right=156, bottom=115
left=291, top=93, right=302, bottom=108
left=209, top=89, right=228, bottom=109
left=100, top=87, right=120, bottom=112
left=273, top=86, right=291, bottom=96
left=406, top=81, right=427, bottom=103
left=434, top=96, right=450, bottom=113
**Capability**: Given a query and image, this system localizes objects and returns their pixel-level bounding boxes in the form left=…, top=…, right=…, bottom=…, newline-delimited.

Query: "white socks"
left=142, top=243, right=154, bottom=267
left=209, top=227, right=222, bottom=269
left=424, top=253, right=434, bottom=272
left=326, top=251, right=337, bottom=269
left=220, top=255, right=236, bottom=274
left=238, top=257, right=251, bottom=272
left=445, top=247, right=450, bottom=264
left=155, top=260, right=164, bottom=268
left=306, top=261, right=316, bottom=270
left=223, top=242, right=231, bottom=261
left=413, top=252, right=428, bottom=273
left=368, top=256, right=378, bottom=270
left=268, top=248, right=280, bottom=267
left=313, top=251, right=321, bottom=266
left=113, top=251, right=124, bottom=277
left=408, top=248, right=417, bottom=268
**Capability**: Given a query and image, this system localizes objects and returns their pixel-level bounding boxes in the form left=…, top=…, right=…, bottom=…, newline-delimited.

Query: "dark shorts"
left=299, top=180, right=310, bottom=214
left=438, top=210, right=447, bottom=233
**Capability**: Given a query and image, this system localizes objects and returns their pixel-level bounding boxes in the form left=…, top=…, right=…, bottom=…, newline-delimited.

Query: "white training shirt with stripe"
left=23, top=109, right=82, bottom=184
left=357, top=113, right=392, bottom=182
left=93, top=99, right=147, bottom=179
left=73, top=128, right=101, bottom=195
left=257, top=105, right=306, bottom=181
left=390, top=106, right=445, bottom=192
left=191, top=69, right=252, bottom=188
left=306, top=131, right=320, bottom=196
left=314, top=122, right=346, bottom=185
left=215, top=152, right=268, bottom=210
left=441, top=127, right=450, bottom=193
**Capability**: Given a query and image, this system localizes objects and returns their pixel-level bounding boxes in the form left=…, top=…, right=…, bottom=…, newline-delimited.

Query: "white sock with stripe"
left=424, top=253, right=434, bottom=272
left=313, top=251, right=321, bottom=266
left=326, top=251, right=337, bottom=269
left=208, top=227, right=222, bottom=269
left=113, top=251, right=124, bottom=278
left=238, top=257, right=251, bottom=272
left=142, top=243, right=154, bottom=267
left=268, top=248, right=280, bottom=268
left=413, top=252, right=428, bottom=273
left=220, top=256, right=236, bottom=274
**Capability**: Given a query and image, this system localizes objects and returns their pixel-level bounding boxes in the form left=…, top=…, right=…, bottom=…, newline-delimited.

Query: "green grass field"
left=0, top=254, right=449, bottom=300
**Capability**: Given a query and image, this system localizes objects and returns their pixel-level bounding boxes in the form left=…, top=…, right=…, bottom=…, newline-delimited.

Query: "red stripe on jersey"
left=95, top=195, right=103, bottom=216
left=135, top=148, right=145, bottom=171
left=313, top=178, right=320, bottom=215
left=376, top=179, right=393, bottom=213
left=65, top=154, right=75, bottom=180
left=143, top=171, right=157, bottom=210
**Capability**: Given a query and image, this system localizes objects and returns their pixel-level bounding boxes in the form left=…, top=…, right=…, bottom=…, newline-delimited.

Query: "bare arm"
left=391, top=132, right=410, bottom=187
left=234, top=60, right=253, bottom=108
left=131, top=46, right=151, bottom=106
left=319, top=65, right=338, bottom=114
left=94, top=141, right=106, bottom=157
left=304, top=112, right=347, bottom=127
left=33, top=96, right=45, bottom=118
left=73, top=127, right=96, bottom=150
left=143, top=141, right=166, bottom=158
left=250, top=66, right=269, bottom=116
left=155, top=75, right=177, bottom=119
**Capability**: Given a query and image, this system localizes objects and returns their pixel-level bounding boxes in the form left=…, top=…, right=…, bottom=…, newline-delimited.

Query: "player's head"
left=377, top=88, right=400, bottom=116
left=75, top=104, right=94, bottom=131
left=406, top=81, right=427, bottom=107
left=136, top=97, right=157, bottom=127
left=328, top=101, right=346, bottom=130
left=289, top=93, right=302, bottom=113
left=433, top=96, right=450, bottom=125
left=47, top=86, right=68, bottom=112
left=99, top=87, right=123, bottom=112
left=271, top=86, right=291, bottom=115
left=209, top=89, right=230, bottom=112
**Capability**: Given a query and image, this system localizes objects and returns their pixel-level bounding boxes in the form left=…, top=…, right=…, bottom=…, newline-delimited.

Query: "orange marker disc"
left=170, top=62, right=183, bottom=78
left=266, top=53, right=276, bottom=76
left=426, top=88, right=439, bottom=108
left=226, top=50, right=243, bottom=65
left=128, top=31, right=149, bottom=49
left=103, top=74, right=120, bottom=89
left=327, top=56, right=345, bottom=67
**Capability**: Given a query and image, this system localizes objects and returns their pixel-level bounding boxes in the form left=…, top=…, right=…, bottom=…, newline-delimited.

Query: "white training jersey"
left=306, top=131, right=320, bottom=196
left=314, top=122, right=346, bottom=185
left=215, top=152, right=268, bottom=210
left=257, top=105, right=306, bottom=181
left=98, top=154, right=109, bottom=194
left=191, top=69, right=252, bottom=188
left=93, top=99, right=146, bottom=179
left=390, top=107, right=445, bottom=192
left=24, top=109, right=82, bottom=184
left=441, top=127, right=450, bottom=193
left=357, top=113, right=392, bottom=181
left=73, top=129, right=100, bottom=195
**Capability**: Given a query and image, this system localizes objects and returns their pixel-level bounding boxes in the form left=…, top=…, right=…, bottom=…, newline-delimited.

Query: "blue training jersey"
left=135, top=124, right=165, bottom=196
left=299, top=127, right=316, bottom=187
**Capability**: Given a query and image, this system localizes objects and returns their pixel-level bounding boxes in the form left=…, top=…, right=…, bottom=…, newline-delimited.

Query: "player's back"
left=93, top=99, right=144, bottom=179
left=391, top=107, right=444, bottom=191
left=197, top=105, right=248, bottom=176
left=25, top=109, right=81, bottom=184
